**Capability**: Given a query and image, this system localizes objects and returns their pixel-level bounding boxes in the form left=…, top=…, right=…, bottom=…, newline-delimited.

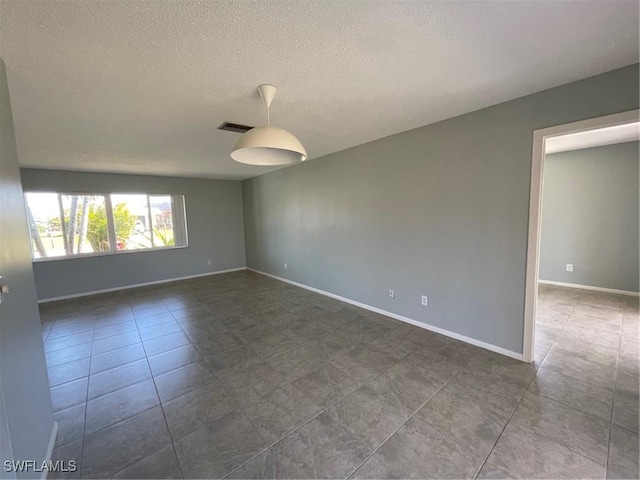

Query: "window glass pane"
left=60, top=195, right=110, bottom=255
left=25, top=193, right=65, bottom=259
left=27, top=191, right=187, bottom=260
left=150, top=195, right=174, bottom=247
left=110, top=194, right=152, bottom=250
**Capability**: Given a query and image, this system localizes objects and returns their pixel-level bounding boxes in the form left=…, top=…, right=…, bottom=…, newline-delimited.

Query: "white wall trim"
left=248, top=268, right=523, bottom=361
left=538, top=280, right=639, bottom=297
left=37, top=267, right=247, bottom=303
left=41, top=421, right=58, bottom=480
left=523, top=109, right=640, bottom=363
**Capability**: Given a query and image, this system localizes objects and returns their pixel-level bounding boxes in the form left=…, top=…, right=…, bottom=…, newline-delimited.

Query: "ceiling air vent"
left=218, top=122, right=254, bottom=134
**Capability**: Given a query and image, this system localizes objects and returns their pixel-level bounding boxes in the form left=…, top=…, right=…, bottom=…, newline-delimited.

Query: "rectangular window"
left=25, top=192, right=187, bottom=261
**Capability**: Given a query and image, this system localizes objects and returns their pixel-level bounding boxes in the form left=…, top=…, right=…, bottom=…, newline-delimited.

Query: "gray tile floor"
left=41, top=272, right=639, bottom=479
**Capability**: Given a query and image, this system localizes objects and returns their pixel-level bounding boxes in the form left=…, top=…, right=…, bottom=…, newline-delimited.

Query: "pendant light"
left=231, top=84, right=307, bottom=166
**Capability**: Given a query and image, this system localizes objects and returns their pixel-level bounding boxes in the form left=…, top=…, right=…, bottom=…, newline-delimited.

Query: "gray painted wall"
left=20, top=169, right=246, bottom=300
left=0, top=380, right=15, bottom=480
left=540, top=142, right=639, bottom=292
left=0, top=59, right=54, bottom=478
left=243, top=64, right=639, bottom=355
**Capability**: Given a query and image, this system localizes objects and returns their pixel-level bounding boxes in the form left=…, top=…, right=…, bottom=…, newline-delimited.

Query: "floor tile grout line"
left=82, top=403, right=161, bottom=443
left=47, top=362, right=91, bottom=389
left=344, top=354, right=481, bottom=480
left=536, top=305, right=570, bottom=372
left=579, top=289, right=633, bottom=479
left=129, top=310, right=188, bottom=480
left=156, top=286, right=461, bottom=477
left=47, top=308, right=309, bottom=373
left=507, top=397, right=613, bottom=469
left=135, top=291, right=270, bottom=476
left=168, top=301, right=250, bottom=402
left=531, top=388, right=615, bottom=425
left=92, top=323, right=139, bottom=338
left=224, top=349, right=481, bottom=480
left=44, top=327, right=94, bottom=342
left=49, top=351, right=144, bottom=392
left=486, top=292, right=624, bottom=479
left=77, top=303, right=140, bottom=476
left=537, top=299, right=622, bottom=382
left=472, top=297, right=577, bottom=479
left=237, top=408, right=272, bottom=458
left=76, top=313, right=98, bottom=478
left=90, top=321, right=196, bottom=373
left=537, top=361, right=617, bottom=390
left=44, top=278, right=637, bottom=479
left=51, top=328, right=245, bottom=422
left=89, top=345, right=147, bottom=374
left=546, top=346, right=622, bottom=369
left=44, top=339, right=94, bottom=356
left=220, top=388, right=339, bottom=478
left=610, top=422, right=640, bottom=436
left=471, top=366, right=541, bottom=479
left=222, top=363, right=401, bottom=478
left=604, top=313, right=625, bottom=478
left=530, top=308, right=622, bottom=426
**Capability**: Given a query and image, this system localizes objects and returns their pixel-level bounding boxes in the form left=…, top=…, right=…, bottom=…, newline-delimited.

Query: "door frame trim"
left=522, top=109, right=639, bottom=363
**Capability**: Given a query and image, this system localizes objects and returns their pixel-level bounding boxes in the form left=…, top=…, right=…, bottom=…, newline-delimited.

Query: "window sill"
left=32, top=245, right=188, bottom=263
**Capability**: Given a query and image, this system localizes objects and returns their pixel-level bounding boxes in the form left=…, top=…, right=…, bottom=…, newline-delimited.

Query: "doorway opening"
left=523, top=109, right=640, bottom=363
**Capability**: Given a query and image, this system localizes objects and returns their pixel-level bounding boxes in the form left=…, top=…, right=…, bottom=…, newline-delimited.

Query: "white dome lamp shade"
left=231, top=84, right=307, bottom=166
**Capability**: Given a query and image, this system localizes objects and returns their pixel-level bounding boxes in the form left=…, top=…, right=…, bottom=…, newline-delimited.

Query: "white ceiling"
left=546, top=122, right=640, bottom=154
left=1, top=1, right=638, bottom=180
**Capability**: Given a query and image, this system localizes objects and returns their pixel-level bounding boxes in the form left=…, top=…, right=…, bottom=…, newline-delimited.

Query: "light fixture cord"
left=266, top=104, right=270, bottom=127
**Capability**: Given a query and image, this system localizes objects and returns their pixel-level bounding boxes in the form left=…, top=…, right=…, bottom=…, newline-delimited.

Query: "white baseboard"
left=539, top=280, right=639, bottom=297
left=38, top=267, right=247, bottom=303
left=41, top=421, right=58, bottom=480
left=248, top=268, right=523, bottom=361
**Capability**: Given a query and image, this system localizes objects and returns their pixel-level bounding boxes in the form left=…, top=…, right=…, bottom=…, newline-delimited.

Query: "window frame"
left=24, top=190, right=188, bottom=262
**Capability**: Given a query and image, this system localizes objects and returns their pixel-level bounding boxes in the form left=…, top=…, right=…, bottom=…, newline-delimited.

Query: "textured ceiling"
left=1, top=1, right=638, bottom=180
left=546, top=122, right=640, bottom=154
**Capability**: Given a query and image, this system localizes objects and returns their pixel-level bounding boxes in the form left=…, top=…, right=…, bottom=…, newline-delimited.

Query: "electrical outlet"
left=284, top=262, right=288, bottom=270
left=388, top=289, right=395, bottom=299
left=421, top=295, right=428, bottom=306
left=566, top=264, right=573, bottom=272
left=207, top=259, right=212, bottom=265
